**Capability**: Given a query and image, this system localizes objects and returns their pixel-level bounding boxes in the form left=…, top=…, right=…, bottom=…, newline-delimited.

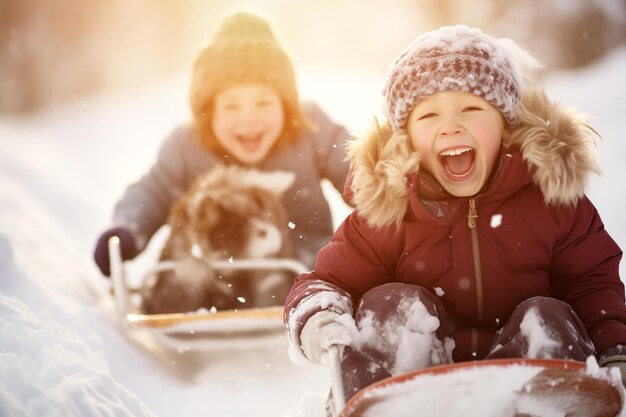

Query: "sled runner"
left=108, top=236, right=307, bottom=350
left=328, top=347, right=625, bottom=417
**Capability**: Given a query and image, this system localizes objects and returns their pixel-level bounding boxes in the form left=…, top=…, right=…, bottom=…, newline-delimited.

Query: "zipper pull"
left=468, top=198, right=477, bottom=228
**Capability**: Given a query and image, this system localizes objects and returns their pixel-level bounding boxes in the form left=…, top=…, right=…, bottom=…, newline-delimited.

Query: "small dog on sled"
left=140, top=165, right=296, bottom=315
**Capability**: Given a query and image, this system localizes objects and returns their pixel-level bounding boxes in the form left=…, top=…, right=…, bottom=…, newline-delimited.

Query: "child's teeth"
left=441, top=148, right=471, bottom=156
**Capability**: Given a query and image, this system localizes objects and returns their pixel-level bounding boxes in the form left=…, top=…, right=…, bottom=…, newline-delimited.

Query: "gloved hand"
left=300, top=310, right=353, bottom=366
left=599, top=345, right=626, bottom=388
left=93, top=227, right=138, bottom=276
left=600, top=355, right=626, bottom=388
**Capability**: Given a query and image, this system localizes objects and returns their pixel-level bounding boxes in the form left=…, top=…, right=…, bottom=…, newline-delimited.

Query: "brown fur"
left=140, top=165, right=296, bottom=314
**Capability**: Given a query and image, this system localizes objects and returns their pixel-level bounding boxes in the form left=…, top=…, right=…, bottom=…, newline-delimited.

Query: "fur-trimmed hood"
left=346, top=89, right=601, bottom=229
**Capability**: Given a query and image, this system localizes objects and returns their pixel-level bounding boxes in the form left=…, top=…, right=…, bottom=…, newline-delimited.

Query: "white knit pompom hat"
left=384, top=25, right=537, bottom=131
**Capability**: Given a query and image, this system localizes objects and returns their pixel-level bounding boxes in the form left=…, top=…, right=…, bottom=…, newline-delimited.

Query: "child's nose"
left=235, top=115, right=262, bottom=135
left=237, top=109, right=260, bottom=125
left=438, top=120, right=464, bottom=136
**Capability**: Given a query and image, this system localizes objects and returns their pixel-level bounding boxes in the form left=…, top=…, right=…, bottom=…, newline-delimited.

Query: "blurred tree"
left=0, top=0, right=192, bottom=113
left=424, top=0, right=626, bottom=70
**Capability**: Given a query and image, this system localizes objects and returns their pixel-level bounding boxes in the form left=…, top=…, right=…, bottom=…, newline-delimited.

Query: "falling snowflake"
left=490, top=214, right=503, bottom=228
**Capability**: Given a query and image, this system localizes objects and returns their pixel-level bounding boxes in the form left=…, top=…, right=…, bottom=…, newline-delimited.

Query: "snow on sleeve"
left=287, top=284, right=353, bottom=366
left=519, top=307, right=561, bottom=358
left=353, top=296, right=454, bottom=376
left=492, top=306, right=563, bottom=358
left=287, top=283, right=353, bottom=326
left=0, top=293, right=156, bottom=417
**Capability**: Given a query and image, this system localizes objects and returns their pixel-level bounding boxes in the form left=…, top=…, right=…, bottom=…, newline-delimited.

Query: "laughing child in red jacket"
left=283, top=25, right=626, bottom=403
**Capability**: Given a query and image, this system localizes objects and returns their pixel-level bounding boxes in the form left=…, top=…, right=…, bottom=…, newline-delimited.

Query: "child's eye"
left=418, top=113, right=437, bottom=120
left=463, top=106, right=482, bottom=112
left=219, top=103, right=239, bottom=111
left=257, top=95, right=280, bottom=108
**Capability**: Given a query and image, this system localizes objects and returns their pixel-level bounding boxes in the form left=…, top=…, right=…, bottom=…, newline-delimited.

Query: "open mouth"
left=237, top=132, right=264, bottom=151
left=439, top=147, right=476, bottom=178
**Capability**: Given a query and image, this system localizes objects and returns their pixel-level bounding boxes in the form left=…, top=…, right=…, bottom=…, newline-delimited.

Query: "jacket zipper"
left=467, top=198, right=484, bottom=357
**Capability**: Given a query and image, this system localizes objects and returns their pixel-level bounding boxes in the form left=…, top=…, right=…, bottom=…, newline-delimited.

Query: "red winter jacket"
left=284, top=90, right=626, bottom=361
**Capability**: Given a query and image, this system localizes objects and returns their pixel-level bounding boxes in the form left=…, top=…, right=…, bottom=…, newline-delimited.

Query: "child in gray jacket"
left=94, top=9, right=350, bottom=278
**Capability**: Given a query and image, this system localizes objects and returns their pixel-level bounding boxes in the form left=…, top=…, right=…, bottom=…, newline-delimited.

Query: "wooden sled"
left=327, top=346, right=625, bottom=417
left=108, top=236, right=307, bottom=351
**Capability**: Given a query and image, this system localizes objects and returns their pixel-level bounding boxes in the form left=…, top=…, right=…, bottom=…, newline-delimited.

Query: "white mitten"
left=300, top=311, right=353, bottom=366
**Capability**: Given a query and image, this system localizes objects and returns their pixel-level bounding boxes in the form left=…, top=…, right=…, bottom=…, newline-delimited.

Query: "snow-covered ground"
left=1, top=47, right=625, bottom=417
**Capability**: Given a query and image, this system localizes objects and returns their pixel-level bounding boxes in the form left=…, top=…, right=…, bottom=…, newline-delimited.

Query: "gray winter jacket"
left=112, top=102, right=351, bottom=268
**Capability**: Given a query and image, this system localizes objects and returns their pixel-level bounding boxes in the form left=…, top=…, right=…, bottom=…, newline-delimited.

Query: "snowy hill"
left=1, top=47, right=625, bottom=417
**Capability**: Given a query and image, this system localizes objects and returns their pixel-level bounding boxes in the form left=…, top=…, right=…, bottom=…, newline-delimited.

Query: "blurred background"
left=2, top=0, right=625, bottom=115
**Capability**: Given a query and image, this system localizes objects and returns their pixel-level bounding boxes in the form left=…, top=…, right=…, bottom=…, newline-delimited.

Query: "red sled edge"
left=338, top=358, right=623, bottom=417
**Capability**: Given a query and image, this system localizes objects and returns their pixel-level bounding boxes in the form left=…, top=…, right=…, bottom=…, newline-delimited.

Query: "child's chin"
left=235, top=151, right=265, bottom=165
left=442, top=180, right=483, bottom=197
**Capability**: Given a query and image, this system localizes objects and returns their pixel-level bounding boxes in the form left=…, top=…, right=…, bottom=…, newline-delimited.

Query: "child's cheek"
left=473, top=121, right=503, bottom=154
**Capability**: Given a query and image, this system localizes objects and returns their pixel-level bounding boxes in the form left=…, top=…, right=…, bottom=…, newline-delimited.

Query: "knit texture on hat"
left=189, top=10, right=299, bottom=129
left=384, top=25, right=524, bottom=131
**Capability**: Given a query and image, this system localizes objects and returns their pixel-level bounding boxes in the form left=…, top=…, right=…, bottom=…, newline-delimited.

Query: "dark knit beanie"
left=384, top=25, right=529, bottom=131
left=189, top=9, right=306, bottom=148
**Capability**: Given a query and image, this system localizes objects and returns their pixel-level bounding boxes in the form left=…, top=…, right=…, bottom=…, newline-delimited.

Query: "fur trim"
left=347, top=119, right=420, bottom=229
left=504, top=88, right=601, bottom=206
left=348, top=90, right=600, bottom=228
